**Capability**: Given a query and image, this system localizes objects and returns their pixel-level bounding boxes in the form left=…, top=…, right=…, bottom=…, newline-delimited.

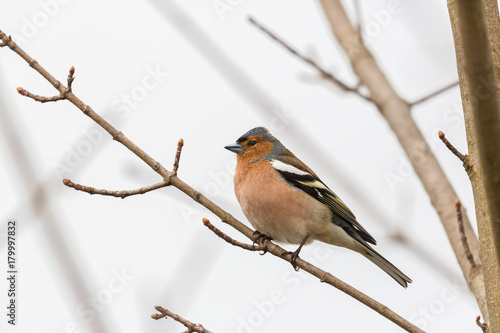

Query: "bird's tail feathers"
left=360, top=243, right=412, bottom=288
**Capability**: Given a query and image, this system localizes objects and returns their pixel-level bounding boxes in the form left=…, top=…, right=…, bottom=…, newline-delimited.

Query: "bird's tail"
left=360, top=244, right=412, bottom=288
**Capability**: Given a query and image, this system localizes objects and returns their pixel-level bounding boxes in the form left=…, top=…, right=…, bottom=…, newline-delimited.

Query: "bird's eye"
left=248, top=140, right=257, bottom=146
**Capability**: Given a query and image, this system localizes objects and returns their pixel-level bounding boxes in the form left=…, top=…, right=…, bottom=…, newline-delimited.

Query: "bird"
left=224, top=127, right=412, bottom=288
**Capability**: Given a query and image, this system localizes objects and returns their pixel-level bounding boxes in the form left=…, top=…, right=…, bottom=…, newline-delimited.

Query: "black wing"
left=271, top=158, right=376, bottom=245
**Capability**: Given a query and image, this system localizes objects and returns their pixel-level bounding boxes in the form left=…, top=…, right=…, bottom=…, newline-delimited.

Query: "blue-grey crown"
left=237, top=127, right=271, bottom=142
left=237, top=127, right=287, bottom=161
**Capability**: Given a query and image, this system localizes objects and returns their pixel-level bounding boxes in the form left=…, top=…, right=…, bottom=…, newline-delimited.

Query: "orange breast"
left=234, top=159, right=331, bottom=244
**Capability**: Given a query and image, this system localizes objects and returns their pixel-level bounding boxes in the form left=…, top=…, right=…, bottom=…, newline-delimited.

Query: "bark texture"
left=448, top=1, right=500, bottom=331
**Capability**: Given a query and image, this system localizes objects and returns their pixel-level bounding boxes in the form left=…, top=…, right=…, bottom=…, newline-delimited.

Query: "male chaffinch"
left=225, top=127, right=412, bottom=288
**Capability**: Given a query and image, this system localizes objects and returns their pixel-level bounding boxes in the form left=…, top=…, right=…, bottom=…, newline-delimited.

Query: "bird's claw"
left=252, top=231, right=272, bottom=255
left=281, top=250, right=300, bottom=271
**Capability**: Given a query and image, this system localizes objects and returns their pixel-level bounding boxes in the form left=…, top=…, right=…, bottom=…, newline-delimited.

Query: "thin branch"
left=0, top=29, right=424, bottom=333
left=456, top=199, right=477, bottom=268
left=62, top=178, right=169, bottom=198
left=248, top=17, right=372, bottom=102
left=438, top=130, right=466, bottom=161
left=17, top=86, right=66, bottom=102
left=152, top=306, right=213, bottom=333
left=172, top=138, right=184, bottom=176
left=410, top=81, right=459, bottom=106
left=203, top=218, right=264, bottom=252
left=62, top=136, right=182, bottom=196
left=437, top=131, right=474, bottom=176
left=66, top=66, right=75, bottom=92
left=16, top=66, right=75, bottom=103
left=476, top=315, right=487, bottom=332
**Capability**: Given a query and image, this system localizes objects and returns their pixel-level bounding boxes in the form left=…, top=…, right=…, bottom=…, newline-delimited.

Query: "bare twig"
left=66, top=66, right=75, bottom=91
left=203, top=218, right=264, bottom=252
left=16, top=66, right=75, bottom=103
left=0, top=29, right=424, bottom=333
left=410, top=81, right=459, bottom=106
left=476, top=315, right=487, bottom=332
left=63, top=137, right=183, bottom=196
left=438, top=131, right=466, bottom=162
left=172, top=138, right=184, bottom=176
left=248, top=17, right=371, bottom=102
left=62, top=178, right=169, bottom=198
left=152, top=306, right=213, bottom=333
left=151, top=312, right=168, bottom=320
left=17, top=86, right=66, bottom=102
left=456, top=199, right=477, bottom=268
left=437, top=131, right=473, bottom=176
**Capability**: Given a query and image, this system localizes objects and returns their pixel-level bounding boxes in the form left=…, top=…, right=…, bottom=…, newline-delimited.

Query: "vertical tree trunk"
left=447, top=1, right=500, bottom=331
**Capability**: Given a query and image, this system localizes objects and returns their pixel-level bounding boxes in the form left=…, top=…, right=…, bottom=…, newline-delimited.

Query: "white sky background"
left=0, top=0, right=485, bottom=332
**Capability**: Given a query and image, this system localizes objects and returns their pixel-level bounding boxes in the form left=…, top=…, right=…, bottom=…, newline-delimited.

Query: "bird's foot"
left=281, top=250, right=301, bottom=271
left=252, top=231, right=272, bottom=255
left=280, top=236, right=309, bottom=271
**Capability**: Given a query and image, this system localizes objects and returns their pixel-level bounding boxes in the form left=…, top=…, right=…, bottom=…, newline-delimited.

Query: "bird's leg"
left=252, top=230, right=272, bottom=255
left=281, top=236, right=309, bottom=271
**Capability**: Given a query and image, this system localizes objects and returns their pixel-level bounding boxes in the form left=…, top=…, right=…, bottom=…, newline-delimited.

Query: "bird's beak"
left=225, top=142, right=244, bottom=153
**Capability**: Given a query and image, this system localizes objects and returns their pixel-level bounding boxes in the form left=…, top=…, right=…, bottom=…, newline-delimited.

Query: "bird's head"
left=225, top=127, right=286, bottom=163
